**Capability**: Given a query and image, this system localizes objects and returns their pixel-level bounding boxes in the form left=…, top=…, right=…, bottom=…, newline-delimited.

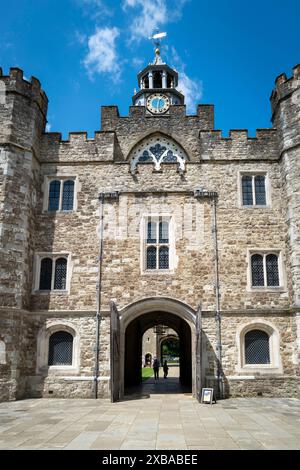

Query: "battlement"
left=199, top=128, right=278, bottom=161
left=40, top=130, right=119, bottom=163
left=200, top=128, right=277, bottom=141
left=101, top=104, right=215, bottom=131
left=42, top=130, right=116, bottom=144
left=0, top=67, right=48, bottom=117
left=270, top=63, right=300, bottom=114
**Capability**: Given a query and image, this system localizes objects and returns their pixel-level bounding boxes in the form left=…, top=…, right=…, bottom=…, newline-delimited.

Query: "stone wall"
left=0, top=64, right=299, bottom=402
left=30, top=159, right=289, bottom=314
left=271, top=66, right=300, bottom=309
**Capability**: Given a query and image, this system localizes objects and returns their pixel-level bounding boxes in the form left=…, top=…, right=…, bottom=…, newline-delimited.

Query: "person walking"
left=163, top=360, right=169, bottom=379
left=153, top=357, right=160, bottom=380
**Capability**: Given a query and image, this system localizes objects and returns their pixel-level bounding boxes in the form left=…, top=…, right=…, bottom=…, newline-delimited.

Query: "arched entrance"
left=111, top=297, right=201, bottom=401
left=124, top=310, right=192, bottom=392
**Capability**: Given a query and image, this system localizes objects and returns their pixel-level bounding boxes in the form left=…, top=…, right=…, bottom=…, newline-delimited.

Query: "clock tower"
left=132, top=34, right=184, bottom=114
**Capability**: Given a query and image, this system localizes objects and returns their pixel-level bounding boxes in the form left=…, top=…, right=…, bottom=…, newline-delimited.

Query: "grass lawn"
left=141, top=367, right=154, bottom=381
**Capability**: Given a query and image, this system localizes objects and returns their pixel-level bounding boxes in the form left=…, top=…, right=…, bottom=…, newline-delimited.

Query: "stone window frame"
left=246, top=249, right=286, bottom=292
left=36, top=322, right=80, bottom=374
left=236, top=320, right=282, bottom=374
left=33, top=252, right=72, bottom=294
left=42, top=175, right=78, bottom=213
left=140, top=214, right=176, bottom=274
left=238, top=171, right=271, bottom=208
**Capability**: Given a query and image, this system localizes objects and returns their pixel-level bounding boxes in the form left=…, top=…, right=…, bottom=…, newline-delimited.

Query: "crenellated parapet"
left=101, top=104, right=215, bottom=132
left=40, top=131, right=122, bottom=163
left=270, top=64, right=300, bottom=155
left=199, top=128, right=278, bottom=161
left=270, top=64, right=300, bottom=116
left=0, top=68, right=48, bottom=153
left=0, top=67, right=48, bottom=119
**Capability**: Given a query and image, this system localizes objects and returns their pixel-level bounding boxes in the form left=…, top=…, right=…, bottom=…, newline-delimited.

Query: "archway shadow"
left=124, top=310, right=192, bottom=399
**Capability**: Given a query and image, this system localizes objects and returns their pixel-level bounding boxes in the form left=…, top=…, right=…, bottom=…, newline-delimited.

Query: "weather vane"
left=149, top=29, right=167, bottom=64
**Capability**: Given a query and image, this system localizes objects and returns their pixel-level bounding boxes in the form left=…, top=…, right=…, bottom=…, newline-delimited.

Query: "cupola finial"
left=149, top=29, right=167, bottom=65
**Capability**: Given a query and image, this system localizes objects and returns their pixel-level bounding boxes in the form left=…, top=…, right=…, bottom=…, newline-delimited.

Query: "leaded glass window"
left=39, top=258, right=53, bottom=290
left=145, top=217, right=171, bottom=270
left=251, top=254, right=264, bottom=287
left=48, top=180, right=61, bottom=211
left=147, top=246, right=157, bottom=269
left=48, top=331, right=73, bottom=366
left=242, top=176, right=253, bottom=205
left=245, top=330, right=270, bottom=364
left=159, top=246, right=169, bottom=269
left=48, top=178, right=75, bottom=212
left=251, top=252, right=281, bottom=288
left=62, top=180, right=74, bottom=211
left=242, top=174, right=267, bottom=206
left=266, top=254, right=279, bottom=287
left=255, top=176, right=266, bottom=205
left=38, top=255, right=68, bottom=291
left=54, top=258, right=67, bottom=290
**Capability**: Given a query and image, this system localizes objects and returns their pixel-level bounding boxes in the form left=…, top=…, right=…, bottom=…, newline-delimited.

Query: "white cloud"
left=177, top=72, right=203, bottom=113
left=123, top=0, right=188, bottom=42
left=132, top=57, right=145, bottom=69
left=170, top=46, right=203, bottom=113
left=83, top=27, right=121, bottom=81
left=77, top=0, right=114, bottom=18
left=45, top=123, right=51, bottom=132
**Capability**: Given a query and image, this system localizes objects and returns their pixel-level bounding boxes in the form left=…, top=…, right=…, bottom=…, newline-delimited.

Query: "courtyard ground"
left=0, top=389, right=300, bottom=450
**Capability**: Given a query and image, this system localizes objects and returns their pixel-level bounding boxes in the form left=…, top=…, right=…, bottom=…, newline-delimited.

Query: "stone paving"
left=0, top=390, right=300, bottom=450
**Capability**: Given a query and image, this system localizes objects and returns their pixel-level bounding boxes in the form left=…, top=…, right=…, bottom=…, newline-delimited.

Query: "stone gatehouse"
left=0, top=46, right=299, bottom=402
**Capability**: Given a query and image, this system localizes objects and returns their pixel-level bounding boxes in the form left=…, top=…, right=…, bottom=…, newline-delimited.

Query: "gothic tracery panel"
left=130, top=135, right=187, bottom=173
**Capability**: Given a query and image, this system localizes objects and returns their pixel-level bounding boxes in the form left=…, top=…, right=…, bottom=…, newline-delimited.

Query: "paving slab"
left=0, top=396, right=300, bottom=450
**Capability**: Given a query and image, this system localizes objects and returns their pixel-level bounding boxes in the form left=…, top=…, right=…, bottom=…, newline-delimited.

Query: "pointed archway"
left=124, top=310, right=192, bottom=393
left=113, top=297, right=201, bottom=400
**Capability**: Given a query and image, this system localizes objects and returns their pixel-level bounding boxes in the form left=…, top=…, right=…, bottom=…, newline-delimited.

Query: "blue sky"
left=0, top=0, right=299, bottom=138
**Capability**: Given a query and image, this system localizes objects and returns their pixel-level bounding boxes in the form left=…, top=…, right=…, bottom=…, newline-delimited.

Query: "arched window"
left=62, top=180, right=74, bottom=211
left=251, top=254, right=264, bottom=287
left=48, top=331, right=73, bottom=366
left=130, top=134, right=187, bottom=173
left=245, top=330, right=270, bottom=364
left=54, top=258, right=67, bottom=290
left=48, top=180, right=61, bottom=211
left=39, top=258, right=53, bottom=290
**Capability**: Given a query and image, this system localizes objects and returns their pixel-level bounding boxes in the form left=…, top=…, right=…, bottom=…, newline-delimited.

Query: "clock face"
left=147, top=93, right=170, bottom=114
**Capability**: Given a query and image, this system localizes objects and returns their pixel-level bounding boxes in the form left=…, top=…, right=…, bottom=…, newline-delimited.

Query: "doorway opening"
left=124, top=310, right=192, bottom=395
